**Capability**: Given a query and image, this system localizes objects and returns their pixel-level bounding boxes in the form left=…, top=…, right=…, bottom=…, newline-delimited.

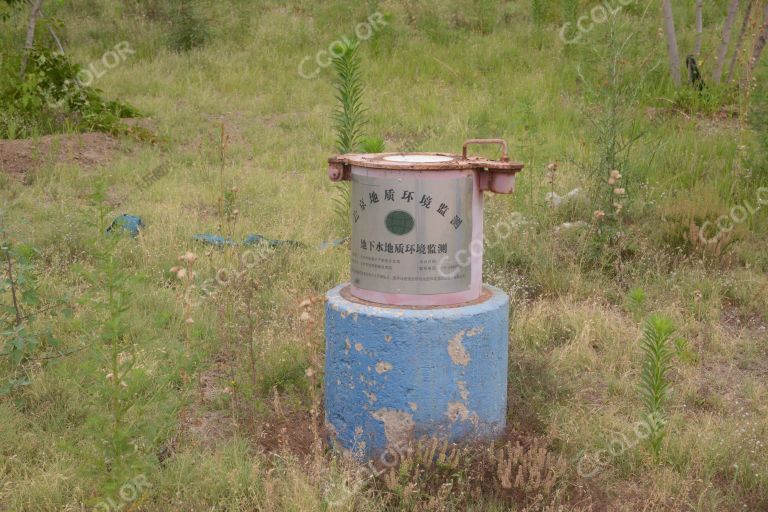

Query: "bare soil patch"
left=0, top=132, right=122, bottom=180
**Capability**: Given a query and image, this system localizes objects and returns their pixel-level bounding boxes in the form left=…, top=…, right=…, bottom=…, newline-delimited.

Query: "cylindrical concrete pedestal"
left=324, top=284, right=509, bottom=460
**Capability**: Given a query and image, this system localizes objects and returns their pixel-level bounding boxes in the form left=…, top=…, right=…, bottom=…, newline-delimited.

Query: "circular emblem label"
left=385, top=210, right=414, bottom=236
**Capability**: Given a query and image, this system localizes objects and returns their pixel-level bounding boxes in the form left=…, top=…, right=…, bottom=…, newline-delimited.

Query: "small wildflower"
left=305, top=367, right=315, bottom=378
left=546, top=162, right=558, bottom=172
left=185, top=317, right=194, bottom=324
left=613, top=202, right=624, bottom=213
left=106, top=372, right=114, bottom=381
left=300, top=311, right=311, bottom=322
left=298, top=298, right=312, bottom=308
left=594, top=210, right=606, bottom=221
left=176, top=268, right=187, bottom=279
left=610, top=169, right=621, bottom=180
left=613, top=188, right=626, bottom=196
left=169, top=266, right=181, bottom=273
left=120, top=381, right=128, bottom=389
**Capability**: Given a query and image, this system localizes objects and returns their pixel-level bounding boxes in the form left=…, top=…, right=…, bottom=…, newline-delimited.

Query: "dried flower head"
left=185, top=317, right=194, bottom=324
left=594, top=210, right=606, bottom=220
left=613, top=202, right=624, bottom=213
left=176, top=268, right=187, bottom=279
left=610, top=169, right=621, bottom=180
left=305, top=367, right=315, bottom=378
left=178, top=252, right=197, bottom=264
left=300, top=311, right=311, bottom=322
left=546, top=162, right=558, bottom=172
left=613, top=188, right=626, bottom=196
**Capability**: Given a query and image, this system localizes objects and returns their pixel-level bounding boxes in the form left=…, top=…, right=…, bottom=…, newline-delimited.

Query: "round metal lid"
left=328, top=139, right=524, bottom=172
left=329, top=152, right=524, bottom=171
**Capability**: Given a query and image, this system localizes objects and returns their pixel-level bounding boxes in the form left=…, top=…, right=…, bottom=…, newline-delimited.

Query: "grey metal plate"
left=350, top=172, right=473, bottom=295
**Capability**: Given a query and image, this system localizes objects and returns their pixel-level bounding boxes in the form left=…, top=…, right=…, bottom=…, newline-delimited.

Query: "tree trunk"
left=19, top=0, right=44, bottom=80
left=713, top=0, right=741, bottom=84
left=662, top=0, right=681, bottom=86
left=695, top=0, right=704, bottom=57
left=25, top=0, right=65, bottom=53
left=727, top=0, right=754, bottom=82
left=750, top=5, right=768, bottom=71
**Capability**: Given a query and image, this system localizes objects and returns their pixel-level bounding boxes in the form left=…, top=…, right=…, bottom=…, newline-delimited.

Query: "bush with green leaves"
left=0, top=47, right=139, bottom=138
left=0, top=238, right=71, bottom=395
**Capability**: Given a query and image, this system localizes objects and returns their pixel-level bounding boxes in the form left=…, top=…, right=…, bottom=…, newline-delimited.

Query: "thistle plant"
left=170, top=251, right=198, bottom=345
left=638, top=314, right=675, bottom=458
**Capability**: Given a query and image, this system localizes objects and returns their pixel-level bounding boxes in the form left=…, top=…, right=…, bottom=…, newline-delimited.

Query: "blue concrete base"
left=324, top=284, right=509, bottom=461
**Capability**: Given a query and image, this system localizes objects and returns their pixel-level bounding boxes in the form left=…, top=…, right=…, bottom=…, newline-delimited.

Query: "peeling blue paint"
left=324, top=284, right=509, bottom=460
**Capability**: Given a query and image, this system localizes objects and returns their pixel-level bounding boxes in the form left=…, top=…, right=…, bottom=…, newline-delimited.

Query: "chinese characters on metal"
left=350, top=173, right=473, bottom=294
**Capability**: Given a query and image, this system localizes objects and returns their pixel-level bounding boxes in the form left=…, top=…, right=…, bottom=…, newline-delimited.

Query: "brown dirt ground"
left=0, top=132, right=122, bottom=180
left=166, top=352, right=322, bottom=464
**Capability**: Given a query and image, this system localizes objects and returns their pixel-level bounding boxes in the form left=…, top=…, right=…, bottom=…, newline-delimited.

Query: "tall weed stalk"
left=638, top=314, right=675, bottom=459
left=89, top=183, right=135, bottom=468
left=329, top=39, right=386, bottom=236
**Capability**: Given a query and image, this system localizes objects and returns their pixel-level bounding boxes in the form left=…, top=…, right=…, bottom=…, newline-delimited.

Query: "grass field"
left=1, top=1, right=767, bottom=510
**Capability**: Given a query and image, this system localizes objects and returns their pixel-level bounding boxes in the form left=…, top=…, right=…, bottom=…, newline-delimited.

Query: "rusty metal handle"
left=462, top=139, right=509, bottom=162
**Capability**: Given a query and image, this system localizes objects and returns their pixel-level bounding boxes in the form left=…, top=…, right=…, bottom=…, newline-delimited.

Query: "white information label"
left=350, top=173, right=473, bottom=295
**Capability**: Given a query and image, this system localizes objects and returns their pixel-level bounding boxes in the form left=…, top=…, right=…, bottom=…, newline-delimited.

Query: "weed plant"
left=639, top=314, right=675, bottom=459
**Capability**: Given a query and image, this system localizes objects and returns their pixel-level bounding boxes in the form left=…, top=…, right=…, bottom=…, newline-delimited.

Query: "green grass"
left=1, top=0, right=768, bottom=510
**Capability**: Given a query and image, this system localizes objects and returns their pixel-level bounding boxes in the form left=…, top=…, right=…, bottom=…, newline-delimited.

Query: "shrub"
left=167, top=0, right=210, bottom=52
left=0, top=47, right=138, bottom=138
